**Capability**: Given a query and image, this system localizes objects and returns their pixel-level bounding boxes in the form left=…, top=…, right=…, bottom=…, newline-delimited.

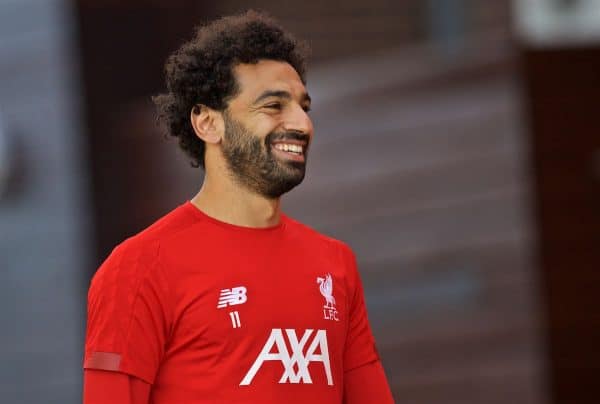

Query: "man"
left=83, top=10, right=394, bottom=404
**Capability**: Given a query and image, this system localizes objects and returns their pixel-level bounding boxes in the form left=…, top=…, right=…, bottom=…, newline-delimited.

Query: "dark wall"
left=74, top=1, right=215, bottom=265
left=521, top=46, right=600, bottom=404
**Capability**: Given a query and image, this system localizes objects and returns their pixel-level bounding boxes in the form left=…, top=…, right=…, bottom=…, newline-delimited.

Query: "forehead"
left=231, top=60, right=306, bottom=102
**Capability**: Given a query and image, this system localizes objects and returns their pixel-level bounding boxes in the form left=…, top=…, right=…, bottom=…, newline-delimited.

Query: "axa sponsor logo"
left=240, top=328, right=333, bottom=386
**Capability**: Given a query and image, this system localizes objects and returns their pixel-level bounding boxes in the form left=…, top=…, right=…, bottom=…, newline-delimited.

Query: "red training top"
left=84, top=200, right=394, bottom=403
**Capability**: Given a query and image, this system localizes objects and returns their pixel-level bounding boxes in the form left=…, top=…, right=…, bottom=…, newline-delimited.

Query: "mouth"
left=270, top=141, right=306, bottom=163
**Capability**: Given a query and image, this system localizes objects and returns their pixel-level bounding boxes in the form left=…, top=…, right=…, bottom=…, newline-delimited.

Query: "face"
left=220, top=60, right=313, bottom=199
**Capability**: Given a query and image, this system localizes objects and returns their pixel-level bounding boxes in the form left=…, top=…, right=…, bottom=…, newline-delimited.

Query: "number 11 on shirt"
left=229, top=311, right=241, bottom=328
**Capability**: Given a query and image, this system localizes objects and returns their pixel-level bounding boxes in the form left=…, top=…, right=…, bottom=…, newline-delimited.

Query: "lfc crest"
left=317, top=274, right=339, bottom=321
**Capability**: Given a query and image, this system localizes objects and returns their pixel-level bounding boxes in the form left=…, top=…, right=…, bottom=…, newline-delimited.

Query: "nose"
left=282, top=104, right=313, bottom=137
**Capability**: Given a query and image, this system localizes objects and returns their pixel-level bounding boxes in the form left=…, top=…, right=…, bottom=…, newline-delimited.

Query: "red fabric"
left=343, top=361, right=395, bottom=404
left=83, top=369, right=150, bottom=404
left=84, top=352, right=121, bottom=371
left=84, top=200, right=391, bottom=403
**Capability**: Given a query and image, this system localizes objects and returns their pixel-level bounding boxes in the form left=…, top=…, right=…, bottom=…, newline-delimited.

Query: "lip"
left=271, top=139, right=308, bottom=147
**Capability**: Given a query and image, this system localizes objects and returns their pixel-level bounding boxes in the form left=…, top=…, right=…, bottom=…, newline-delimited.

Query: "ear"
left=190, top=104, right=223, bottom=144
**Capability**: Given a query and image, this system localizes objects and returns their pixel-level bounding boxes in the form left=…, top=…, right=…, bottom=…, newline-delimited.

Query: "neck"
left=191, top=167, right=282, bottom=229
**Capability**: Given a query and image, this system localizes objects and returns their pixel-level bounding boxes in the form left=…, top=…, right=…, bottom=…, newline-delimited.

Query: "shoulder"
left=284, top=214, right=356, bottom=263
left=89, top=202, right=199, bottom=295
left=285, top=217, right=363, bottom=302
left=87, top=236, right=162, bottom=311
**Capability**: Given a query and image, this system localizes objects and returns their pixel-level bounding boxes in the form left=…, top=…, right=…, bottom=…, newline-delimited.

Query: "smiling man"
left=83, top=10, right=394, bottom=404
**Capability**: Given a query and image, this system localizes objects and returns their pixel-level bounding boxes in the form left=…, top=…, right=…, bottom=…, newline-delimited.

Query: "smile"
left=273, top=143, right=303, bottom=155
left=271, top=142, right=306, bottom=162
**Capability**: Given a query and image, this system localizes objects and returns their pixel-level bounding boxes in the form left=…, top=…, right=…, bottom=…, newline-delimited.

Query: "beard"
left=220, top=111, right=310, bottom=199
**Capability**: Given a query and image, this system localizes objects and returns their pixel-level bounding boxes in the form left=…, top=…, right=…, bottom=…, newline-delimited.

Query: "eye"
left=302, top=105, right=311, bottom=113
left=264, top=103, right=283, bottom=110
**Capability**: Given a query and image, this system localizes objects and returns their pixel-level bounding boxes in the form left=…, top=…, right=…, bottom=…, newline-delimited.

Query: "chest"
left=167, top=246, right=351, bottom=357
left=180, top=249, right=347, bottom=327
left=157, top=239, right=352, bottom=393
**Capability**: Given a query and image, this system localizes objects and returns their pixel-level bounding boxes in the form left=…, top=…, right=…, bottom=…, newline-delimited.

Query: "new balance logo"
left=240, top=329, right=333, bottom=386
left=217, top=286, right=247, bottom=308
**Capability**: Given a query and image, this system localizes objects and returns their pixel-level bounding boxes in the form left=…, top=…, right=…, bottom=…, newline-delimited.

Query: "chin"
left=262, top=176, right=305, bottom=198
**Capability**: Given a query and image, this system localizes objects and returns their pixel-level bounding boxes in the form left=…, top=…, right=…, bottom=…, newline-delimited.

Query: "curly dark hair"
left=152, top=10, right=310, bottom=169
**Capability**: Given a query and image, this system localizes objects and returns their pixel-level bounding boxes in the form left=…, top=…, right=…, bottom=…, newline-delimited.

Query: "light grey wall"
left=0, top=0, right=90, bottom=402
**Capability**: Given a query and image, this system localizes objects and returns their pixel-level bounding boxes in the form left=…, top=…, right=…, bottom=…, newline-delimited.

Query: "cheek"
left=257, top=119, right=281, bottom=137
left=250, top=110, right=282, bottom=128
left=255, top=123, right=281, bottom=145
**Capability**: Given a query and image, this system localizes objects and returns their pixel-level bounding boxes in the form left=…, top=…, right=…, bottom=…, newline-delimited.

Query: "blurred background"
left=1, top=0, right=599, bottom=402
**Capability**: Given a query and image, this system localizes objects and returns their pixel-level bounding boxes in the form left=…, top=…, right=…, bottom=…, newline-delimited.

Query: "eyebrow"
left=252, top=90, right=311, bottom=106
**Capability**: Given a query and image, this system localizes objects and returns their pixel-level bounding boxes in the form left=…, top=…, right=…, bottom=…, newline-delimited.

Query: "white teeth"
left=274, top=143, right=303, bottom=154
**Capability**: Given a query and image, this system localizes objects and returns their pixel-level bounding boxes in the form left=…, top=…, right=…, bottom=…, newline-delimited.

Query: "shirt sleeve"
left=84, top=369, right=151, bottom=404
left=343, top=360, right=395, bottom=404
left=83, top=238, right=172, bottom=384
left=340, top=243, right=381, bottom=371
